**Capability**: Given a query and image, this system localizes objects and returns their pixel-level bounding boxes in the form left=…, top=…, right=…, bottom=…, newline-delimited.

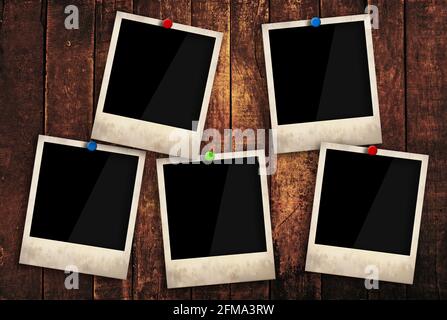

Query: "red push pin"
left=162, top=19, right=173, bottom=29
left=367, top=145, right=378, bottom=155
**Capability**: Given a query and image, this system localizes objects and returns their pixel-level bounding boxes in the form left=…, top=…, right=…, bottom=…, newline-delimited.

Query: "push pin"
left=367, top=145, right=378, bottom=156
left=162, top=19, right=173, bottom=29
left=310, top=17, right=321, bottom=27
left=204, top=150, right=215, bottom=162
left=87, top=140, right=97, bottom=152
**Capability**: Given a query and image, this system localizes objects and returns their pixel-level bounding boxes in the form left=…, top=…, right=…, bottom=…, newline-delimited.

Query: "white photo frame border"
left=305, top=142, right=429, bottom=284
left=262, top=14, right=382, bottom=154
left=19, top=135, right=146, bottom=280
left=156, top=150, right=275, bottom=288
left=92, top=11, right=223, bottom=158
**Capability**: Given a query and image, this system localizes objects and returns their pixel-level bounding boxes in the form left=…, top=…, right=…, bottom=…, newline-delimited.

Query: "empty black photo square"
left=315, top=150, right=422, bottom=255
left=103, top=19, right=216, bottom=130
left=30, top=142, right=138, bottom=251
left=269, top=21, right=373, bottom=125
left=163, top=158, right=267, bottom=260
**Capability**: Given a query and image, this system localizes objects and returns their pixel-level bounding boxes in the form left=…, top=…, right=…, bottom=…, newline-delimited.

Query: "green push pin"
left=204, top=150, right=215, bottom=162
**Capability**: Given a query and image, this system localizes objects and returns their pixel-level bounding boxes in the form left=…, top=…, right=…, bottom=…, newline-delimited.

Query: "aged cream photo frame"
left=156, top=150, right=275, bottom=288
left=262, top=14, right=382, bottom=153
left=305, top=142, right=428, bottom=284
left=19, top=135, right=146, bottom=279
left=92, top=11, right=223, bottom=158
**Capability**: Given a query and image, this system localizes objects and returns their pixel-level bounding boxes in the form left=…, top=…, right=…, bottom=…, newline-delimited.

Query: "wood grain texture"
left=367, top=0, right=405, bottom=151
left=366, top=0, right=406, bottom=300
left=320, top=0, right=366, bottom=18
left=191, top=0, right=231, bottom=300
left=44, top=0, right=95, bottom=299
left=269, top=0, right=321, bottom=300
left=132, top=0, right=191, bottom=300
left=406, top=0, right=447, bottom=300
left=319, top=0, right=369, bottom=300
left=0, top=0, right=446, bottom=300
left=93, top=0, right=133, bottom=300
left=270, top=0, right=319, bottom=22
left=193, top=0, right=231, bottom=154
left=0, top=0, right=44, bottom=300
left=230, top=0, right=270, bottom=300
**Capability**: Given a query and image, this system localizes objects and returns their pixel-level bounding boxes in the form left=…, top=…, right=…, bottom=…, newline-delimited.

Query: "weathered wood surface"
left=0, top=0, right=445, bottom=299
left=269, top=0, right=321, bottom=300
left=43, top=0, right=95, bottom=300
left=93, top=0, right=133, bottom=300
left=405, top=0, right=447, bottom=300
left=0, top=0, right=44, bottom=300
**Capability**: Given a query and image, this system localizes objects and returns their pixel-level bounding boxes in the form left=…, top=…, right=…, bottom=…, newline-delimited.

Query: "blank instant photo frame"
left=156, top=150, right=275, bottom=288
left=19, top=135, right=145, bottom=279
left=92, top=11, right=223, bottom=157
left=305, top=143, right=428, bottom=284
left=262, top=14, right=382, bottom=153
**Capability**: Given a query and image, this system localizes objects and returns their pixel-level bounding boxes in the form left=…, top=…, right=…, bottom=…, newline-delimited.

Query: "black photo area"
left=30, top=142, right=138, bottom=251
left=163, top=158, right=267, bottom=259
left=103, top=18, right=216, bottom=130
left=268, top=21, right=373, bottom=125
left=315, top=149, right=422, bottom=255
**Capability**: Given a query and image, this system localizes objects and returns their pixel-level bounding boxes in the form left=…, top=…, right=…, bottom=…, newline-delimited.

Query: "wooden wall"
left=0, top=0, right=445, bottom=299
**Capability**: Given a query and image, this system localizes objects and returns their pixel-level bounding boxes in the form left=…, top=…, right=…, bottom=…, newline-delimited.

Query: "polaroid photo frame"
left=19, top=135, right=145, bottom=279
left=92, top=11, right=223, bottom=158
left=305, top=143, right=428, bottom=284
left=262, top=14, right=382, bottom=153
left=156, top=150, right=275, bottom=288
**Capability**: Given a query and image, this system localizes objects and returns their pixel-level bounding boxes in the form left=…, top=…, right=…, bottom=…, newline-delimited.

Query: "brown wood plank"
left=320, top=0, right=366, bottom=18
left=191, top=0, right=231, bottom=300
left=193, top=0, right=231, bottom=153
left=0, top=0, right=44, bottom=300
left=132, top=0, right=191, bottom=300
left=231, top=0, right=269, bottom=138
left=366, top=0, right=405, bottom=151
left=230, top=0, right=270, bottom=300
left=270, top=0, right=319, bottom=22
left=319, top=0, right=369, bottom=300
left=269, top=0, right=322, bottom=300
left=406, top=0, right=447, bottom=300
left=366, top=0, right=406, bottom=300
left=93, top=0, right=133, bottom=300
left=44, top=0, right=95, bottom=299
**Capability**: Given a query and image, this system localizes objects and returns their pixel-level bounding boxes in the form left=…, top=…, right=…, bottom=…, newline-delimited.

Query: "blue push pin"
left=310, top=16, right=321, bottom=27
left=87, top=140, right=97, bottom=152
